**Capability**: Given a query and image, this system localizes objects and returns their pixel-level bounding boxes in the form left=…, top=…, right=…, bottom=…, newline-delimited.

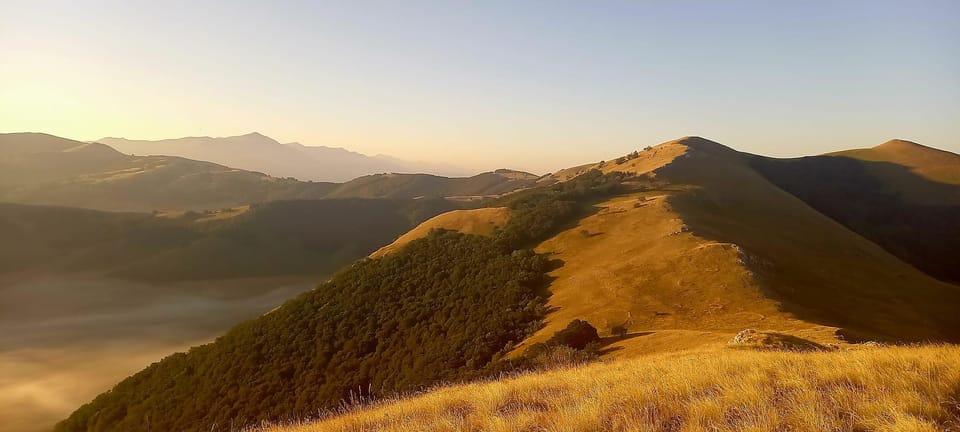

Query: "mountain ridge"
left=98, top=133, right=473, bottom=182
left=0, top=133, right=539, bottom=212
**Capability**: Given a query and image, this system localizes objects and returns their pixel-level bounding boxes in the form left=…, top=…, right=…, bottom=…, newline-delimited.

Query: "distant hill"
left=99, top=133, right=470, bottom=182
left=326, top=169, right=542, bottom=199
left=0, top=133, right=338, bottom=212
left=0, top=198, right=458, bottom=281
left=57, top=137, right=960, bottom=432
left=829, top=139, right=960, bottom=189
left=1, top=133, right=538, bottom=212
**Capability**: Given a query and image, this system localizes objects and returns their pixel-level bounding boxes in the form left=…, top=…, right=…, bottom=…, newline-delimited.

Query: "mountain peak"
left=668, top=136, right=737, bottom=155
left=875, top=139, right=926, bottom=151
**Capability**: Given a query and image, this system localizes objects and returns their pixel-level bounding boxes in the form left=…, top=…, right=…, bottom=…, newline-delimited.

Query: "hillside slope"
left=0, top=133, right=337, bottom=212
left=830, top=139, right=960, bottom=189
left=382, top=138, right=960, bottom=358
left=270, top=345, right=960, bottom=432
left=752, top=141, right=960, bottom=284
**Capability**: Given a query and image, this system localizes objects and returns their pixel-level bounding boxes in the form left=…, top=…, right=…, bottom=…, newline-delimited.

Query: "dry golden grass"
left=265, top=345, right=960, bottom=432
left=519, top=137, right=958, bottom=357
left=368, top=138, right=958, bottom=359
left=370, top=207, right=510, bottom=258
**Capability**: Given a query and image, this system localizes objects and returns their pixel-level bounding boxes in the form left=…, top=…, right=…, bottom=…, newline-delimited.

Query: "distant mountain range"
left=98, top=132, right=471, bottom=182
left=0, top=133, right=540, bottom=212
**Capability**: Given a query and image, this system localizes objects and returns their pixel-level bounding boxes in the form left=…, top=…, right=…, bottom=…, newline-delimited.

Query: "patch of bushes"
left=521, top=320, right=601, bottom=369
left=492, top=170, right=631, bottom=250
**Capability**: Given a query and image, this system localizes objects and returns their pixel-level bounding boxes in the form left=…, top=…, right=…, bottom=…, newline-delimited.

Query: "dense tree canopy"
left=56, top=231, right=552, bottom=431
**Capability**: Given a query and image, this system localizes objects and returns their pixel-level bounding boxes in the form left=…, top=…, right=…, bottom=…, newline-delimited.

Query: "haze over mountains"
left=98, top=133, right=471, bottom=182
left=50, top=135, right=960, bottom=432
left=0, top=133, right=539, bottom=212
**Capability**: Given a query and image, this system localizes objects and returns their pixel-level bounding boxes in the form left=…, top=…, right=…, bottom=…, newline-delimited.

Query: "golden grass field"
left=266, top=345, right=960, bottom=432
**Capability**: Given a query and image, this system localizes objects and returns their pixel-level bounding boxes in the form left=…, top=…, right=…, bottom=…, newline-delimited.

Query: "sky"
left=1, top=0, right=958, bottom=174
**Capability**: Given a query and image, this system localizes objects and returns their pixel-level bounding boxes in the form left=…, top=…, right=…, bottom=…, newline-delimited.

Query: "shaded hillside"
left=100, top=133, right=468, bottom=182
left=0, top=198, right=457, bottom=281
left=750, top=144, right=960, bottom=284
left=325, top=169, right=541, bottom=199
left=0, top=133, right=337, bottom=212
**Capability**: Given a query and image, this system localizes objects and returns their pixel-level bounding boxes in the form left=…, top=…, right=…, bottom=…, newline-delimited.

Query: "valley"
left=0, top=274, right=316, bottom=432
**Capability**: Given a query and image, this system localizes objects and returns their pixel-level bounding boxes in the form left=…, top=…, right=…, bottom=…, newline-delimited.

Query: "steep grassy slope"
left=0, top=198, right=457, bottom=280
left=751, top=141, right=960, bottom=283
left=269, top=345, right=960, bottom=432
left=0, top=133, right=338, bottom=212
left=657, top=138, right=959, bottom=342
left=326, top=169, right=540, bottom=199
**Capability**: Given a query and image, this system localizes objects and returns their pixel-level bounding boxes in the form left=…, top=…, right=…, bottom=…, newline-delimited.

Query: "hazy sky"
left=2, top=0, right=958, bottom=173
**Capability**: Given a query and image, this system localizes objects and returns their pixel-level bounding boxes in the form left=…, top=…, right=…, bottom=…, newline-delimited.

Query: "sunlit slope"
left=370, top=207, right=510, bottom=258
left=656, top=138, right=959, bottom=342
left=268, top=345, right=960, bottom=432
left=363, top=137, right=960, bottom=353
left=519, top=137, right=959, bottom=356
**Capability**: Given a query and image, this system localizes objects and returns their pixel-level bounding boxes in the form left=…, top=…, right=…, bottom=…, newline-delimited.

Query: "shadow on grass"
left=596, top=331, right=654, bottom=355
